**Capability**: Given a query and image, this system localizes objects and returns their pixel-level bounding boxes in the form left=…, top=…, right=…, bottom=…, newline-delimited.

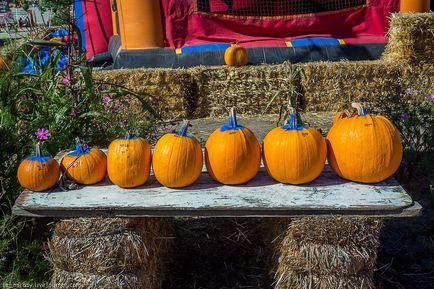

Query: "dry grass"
left=49, top=217, right=173, bottom=289
left=266, top=217, right=383, bottom=289
left=383, top=13, right=434, bottom=63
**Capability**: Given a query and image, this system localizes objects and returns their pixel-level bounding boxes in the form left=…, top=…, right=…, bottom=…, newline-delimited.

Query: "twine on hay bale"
left=266, top=217, right=383, bottom=289
left=49, top=217, right=173, bottom=289
left=383, top=13, right=434, bottom=63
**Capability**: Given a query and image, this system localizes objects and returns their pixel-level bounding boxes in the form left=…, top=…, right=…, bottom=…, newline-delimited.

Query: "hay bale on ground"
left=50, top=217, right=173, bottom=289
left=300, top=60, right=402, bottom=112
left=266, top=217, right=383, bottom=289
left=94, top=69, right=197, bottom=119
left=383, top=13, right=434, bottom=63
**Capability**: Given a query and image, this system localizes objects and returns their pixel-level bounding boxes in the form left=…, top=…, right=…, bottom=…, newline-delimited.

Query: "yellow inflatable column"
left=116, top=0, right=164, bottom=49
left=400, top=0, right=430, bottom=12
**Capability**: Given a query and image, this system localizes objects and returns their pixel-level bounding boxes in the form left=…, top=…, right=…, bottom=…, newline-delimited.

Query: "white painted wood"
left=13, top=165, right=417, bottom=218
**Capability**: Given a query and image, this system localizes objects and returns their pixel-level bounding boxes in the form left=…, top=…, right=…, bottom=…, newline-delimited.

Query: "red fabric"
left=161, top=0, right=399, bottom=48
left=82, top=0, right=113, bottom=59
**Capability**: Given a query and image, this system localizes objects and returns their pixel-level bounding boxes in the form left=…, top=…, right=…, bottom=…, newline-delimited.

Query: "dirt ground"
left=160, top=115, right=434, bottom=289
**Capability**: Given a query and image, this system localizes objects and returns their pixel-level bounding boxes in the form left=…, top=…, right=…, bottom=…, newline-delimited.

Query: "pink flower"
left=110, top=104, right=121, bottom=113
left=68, top=108, right=81, bottom=118
left=102, top=96, right=111, bottom=105
left=35, top=128, right=50, bottom=140
left=62, top=76, right=70, bottom=86
left=429, top=93, right=434, bottom=101
left=82, top=143, right=89, bottom=149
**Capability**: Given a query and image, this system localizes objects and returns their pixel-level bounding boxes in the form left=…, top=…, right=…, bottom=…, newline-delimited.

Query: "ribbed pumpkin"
left=107, top=132, right=151, bottom=188
left=327, top=103, right=403, bottom=183
left=17, top=143, right=60, bottom=191
left=263, top=108, right=327, bottom=184
left=224, top=45, right=248, bottom=67
left=205, top=107, right=260, bottom=185
left=153, top=120, right=203, bottom=188
left=60, top=139, right=107, bottom=185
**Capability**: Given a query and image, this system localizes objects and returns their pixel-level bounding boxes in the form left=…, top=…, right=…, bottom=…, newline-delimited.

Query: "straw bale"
left=266, top=217, right=383, bottom=289
left=383, top=13, right=434, bottom=63
left=275, top=271, right=374, bottom=289
left=94, top=68, right=197, bottom=119
left=50, top=217, right=173, bottom=276
left=51, top=268, right=149, bottom=289
left=194, top=64, right=302, bottom=117
left=300, top=60, right=402, bottom=112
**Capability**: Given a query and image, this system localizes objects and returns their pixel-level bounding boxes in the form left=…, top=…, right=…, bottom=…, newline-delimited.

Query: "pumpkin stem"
left=287, top=106, right=297, bottom=129
left=344, top=109, right=351, bottom=118
left=178, top=120, right=190, bottom=137
left=35, top=142, right=41, bottom=157
left=229, top=107, right=238, bottom=128
left=124, top=131, right=132, bottom=139
left=75, top=137, right=83, bottom=153
left=351, top=102, right=368, bottom=116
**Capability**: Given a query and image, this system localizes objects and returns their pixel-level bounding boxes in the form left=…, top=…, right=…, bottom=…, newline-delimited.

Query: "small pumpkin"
left=153, top=120, right=203, bottom=188
left=263, top=107, right=327, bottom=184
left=61, top=139, right=107, bottom=185
left=0, top=56, right=8, bottom=71
left=107, top=132, right=151, bottom=188
left=205, top=107, right=260, bottom=185
left=224, top=45, right=248, bottom=67
left=327, top=103, right=403, bottom=183
left=17, top=143, right=60, bottom=192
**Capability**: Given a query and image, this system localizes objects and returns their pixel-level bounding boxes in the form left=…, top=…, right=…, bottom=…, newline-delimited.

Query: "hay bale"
left=94, top=68, right=197, bottom=119
left=267, top=217, right=383, bottom=289
left=194, top=64, right=302, bottom=117
left=383, top=13, right=434, bottom=63
left=51, top=268, right=148, bottom=289
left=50, top=217, right=173, bottom=288
left=300, top=60, right=402, bottom=112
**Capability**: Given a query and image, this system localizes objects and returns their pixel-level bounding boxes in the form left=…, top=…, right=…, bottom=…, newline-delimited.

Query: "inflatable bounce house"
left=75, top=0, right=430, bottom=68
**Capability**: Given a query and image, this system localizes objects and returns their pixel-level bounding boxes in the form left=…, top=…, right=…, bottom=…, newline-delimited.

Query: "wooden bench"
left=12, top=161, right=421, bottom=289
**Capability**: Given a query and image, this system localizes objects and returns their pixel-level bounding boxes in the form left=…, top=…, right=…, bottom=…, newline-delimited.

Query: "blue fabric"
left=21, top=47, right=68, bottom=74
left=220, top=114, right=244, bottom=132
left=181, top=43, right=231, bottom=54
left=26, top=156, right=52, bottom=162
left=68, top=143, right=92, bottom=156
left=51, top=27, right=69, bottom=38
left=74, top=0, right=86, bottom=52
left=118, top=132, right=140, bottom=140
left=289, top=38, right=341, bottom=47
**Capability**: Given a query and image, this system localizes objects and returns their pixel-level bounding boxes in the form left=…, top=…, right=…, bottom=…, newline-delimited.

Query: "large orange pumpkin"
left=263, top=108, right=327, bottom=184
left=107, top=132, right=151, bottom=188
left=153, top=120, right=203, bottom=188
left=224, top=45, right=248, bottom=67
left=327, top=103, right=403, bottom=183
left=61, top=139, right=107, bottom=185
left=17, top=143, right=60, bottom=192
left=205, top=107, right=260, bottom=185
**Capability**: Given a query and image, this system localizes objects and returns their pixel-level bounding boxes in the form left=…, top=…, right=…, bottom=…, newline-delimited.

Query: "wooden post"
left=400, top=0, right=430, bottom=12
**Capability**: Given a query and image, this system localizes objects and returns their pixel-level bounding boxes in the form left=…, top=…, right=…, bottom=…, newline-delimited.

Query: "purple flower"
left=400, top=113, right=410, bottom=122
left=82, top=143, right=89, bottom=149
left=68, top=108, right=81, bottom=118
left=35, top=128, right=50, bottom=140
left=62, top=76, right=70, bottom=86
left=405, top=88, right=421, bottom=95
left=102, top=96, right=111, bottom=105
left=110, top=104, right=121, bottom=113
left=428, top=93, right=434, bottom=101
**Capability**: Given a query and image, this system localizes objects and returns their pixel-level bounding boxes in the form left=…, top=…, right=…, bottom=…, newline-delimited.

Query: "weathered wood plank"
left=12, top=165, right=419, bottom=218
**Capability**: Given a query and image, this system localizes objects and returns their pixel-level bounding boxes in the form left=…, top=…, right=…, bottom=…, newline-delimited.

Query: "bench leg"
left=49, top=217, right=173, bottom=289
left=266, top=217, right=383, bottom=289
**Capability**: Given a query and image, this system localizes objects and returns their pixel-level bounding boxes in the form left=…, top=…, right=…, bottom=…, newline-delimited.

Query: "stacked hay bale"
left=383, top=13, right=434, bottom=63
left=49, top=217, right=173, bottom=289
left=267, top=217, right=383, bottom=289
left=94, top=68, right=197, bottom=119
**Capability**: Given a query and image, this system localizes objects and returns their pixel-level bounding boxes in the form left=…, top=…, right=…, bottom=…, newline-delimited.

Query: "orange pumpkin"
left=263, top=107, right=327, bottom=184
left=17, top=143, right=60, bottom=192
left=153, top=120, right=203, bottom=188
left=224, top=45, right=248, bottom=67
left=107, top=132, right=151, bottom=188
left=327, top=103, right=403, bottom=183
left=0, top=56, right=7, bottom=71
left=205, top=107, right=260, bottom=185
left=61, top=139, right=107, bottom=185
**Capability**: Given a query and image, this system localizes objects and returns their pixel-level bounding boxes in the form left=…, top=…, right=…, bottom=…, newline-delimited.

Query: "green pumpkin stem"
left=178, top=120, right=190, bottom=137
left=229, top=107, right=238, bottom=128
left=35, top=142, right=41, bottom=157
left=351, top=102, right=368, bottom=116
